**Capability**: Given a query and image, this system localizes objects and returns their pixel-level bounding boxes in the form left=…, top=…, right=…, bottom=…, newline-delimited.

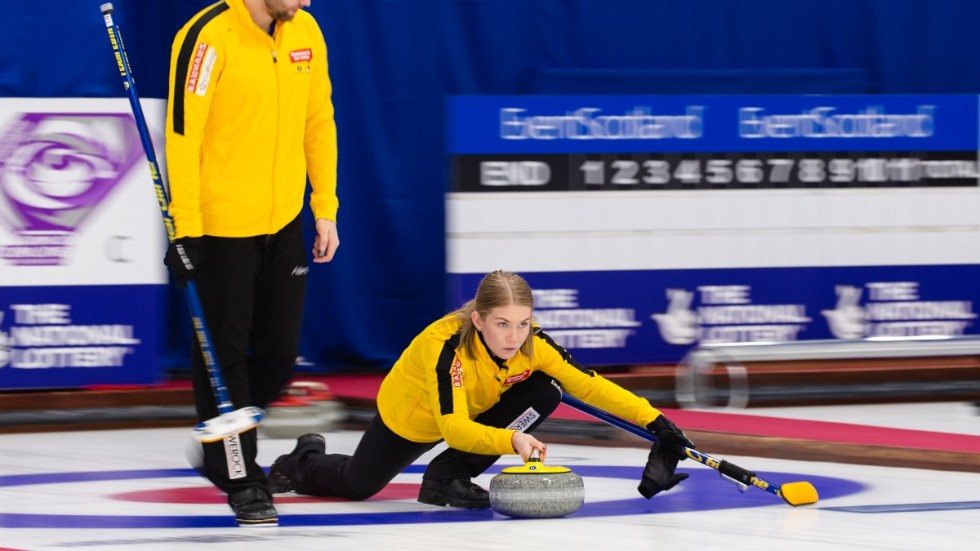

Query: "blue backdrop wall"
left=3, top=0, right=980, bottom=373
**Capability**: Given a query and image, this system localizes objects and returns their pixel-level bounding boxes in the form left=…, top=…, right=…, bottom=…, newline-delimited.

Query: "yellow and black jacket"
left=377, top=314, right=664, bottom=456
left=165, top=0, right=338, bottom=238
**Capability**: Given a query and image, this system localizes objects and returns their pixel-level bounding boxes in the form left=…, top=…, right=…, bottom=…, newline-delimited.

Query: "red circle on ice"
left=110, top=482, right=420, bottom=503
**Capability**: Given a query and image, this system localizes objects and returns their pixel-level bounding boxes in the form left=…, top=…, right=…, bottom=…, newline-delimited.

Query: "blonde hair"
left=452, top=270, right=535, bottom=360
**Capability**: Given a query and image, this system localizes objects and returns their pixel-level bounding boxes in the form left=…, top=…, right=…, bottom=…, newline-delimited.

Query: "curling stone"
left=259, top=381, right=347, bottom=439
left=489, top=449, right=584, bottom=518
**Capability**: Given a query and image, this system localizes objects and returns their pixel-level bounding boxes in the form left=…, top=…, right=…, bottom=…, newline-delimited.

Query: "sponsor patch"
left=224, top=434, right=246, bottom=480
left=503, top=369, right=531, bottom=385
left=450, top=357, right=463, bottom=388
left=506, top=407, right=540, bottom=432
left=185, top=42, right=208, bottom=93
left=289, top=48, right=313, bottom=63
left=195, top=46, right=217, bottom=96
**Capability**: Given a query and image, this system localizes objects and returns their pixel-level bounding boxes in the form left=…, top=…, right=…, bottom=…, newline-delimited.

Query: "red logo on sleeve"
left=289, top=48, right=312, bottom=63
left=450, top=358, right=463, bottom=388
left=185, top=43, right=208, bottom=93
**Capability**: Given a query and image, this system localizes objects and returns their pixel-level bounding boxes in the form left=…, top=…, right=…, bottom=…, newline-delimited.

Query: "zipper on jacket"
left=270, top=40, right=280, bottom=232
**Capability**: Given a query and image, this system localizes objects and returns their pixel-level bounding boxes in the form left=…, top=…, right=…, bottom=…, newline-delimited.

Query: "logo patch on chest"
left=503, top=369, right=531, bottom=385
left=289, top=48, right=313, bottom=63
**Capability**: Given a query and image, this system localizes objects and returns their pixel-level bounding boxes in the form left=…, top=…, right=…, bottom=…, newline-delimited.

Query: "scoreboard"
left=446, top=95, right=980, bottom=366
left=452, top=95, right=977, bottom=191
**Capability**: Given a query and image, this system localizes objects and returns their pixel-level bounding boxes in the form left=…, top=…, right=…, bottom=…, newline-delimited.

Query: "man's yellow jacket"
left=165, top=0, right=338, bottom=238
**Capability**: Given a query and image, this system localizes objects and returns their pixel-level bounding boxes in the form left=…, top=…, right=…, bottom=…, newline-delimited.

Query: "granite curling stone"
left=489, top=450, right=584, bottom=518
left=259, top=381, right=347, bottom=439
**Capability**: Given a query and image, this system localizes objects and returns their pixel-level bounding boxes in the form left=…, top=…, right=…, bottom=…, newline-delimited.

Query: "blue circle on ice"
left=0, top=465, right=864, bottom=528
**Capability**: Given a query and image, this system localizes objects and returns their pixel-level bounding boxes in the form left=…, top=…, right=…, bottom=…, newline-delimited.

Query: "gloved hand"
left=164, top=237, right=204, bottom=288
left=636, top=414, right=695, bottom=499
left=647, top=414, right=695, bottom=458
left=637, top=441, right=688, bottom=499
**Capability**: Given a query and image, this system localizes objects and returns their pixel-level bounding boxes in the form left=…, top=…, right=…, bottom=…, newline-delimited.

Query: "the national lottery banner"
left=446, top=95, right=980, bottom=365
left=0, top=98, right=166, bottom=389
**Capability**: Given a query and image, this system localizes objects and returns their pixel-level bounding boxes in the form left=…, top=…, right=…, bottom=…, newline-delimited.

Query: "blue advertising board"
left=450, top=266, right=980, bottom=366
left=449, top=95, right=978, bottom=153
left=0, top=286, right=159, bottom=388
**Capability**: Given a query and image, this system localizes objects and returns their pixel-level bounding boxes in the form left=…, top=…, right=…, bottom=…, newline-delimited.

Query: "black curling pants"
left=290, top=371, right=564, bottom=500
left=190, top=216, right=308, bottom=497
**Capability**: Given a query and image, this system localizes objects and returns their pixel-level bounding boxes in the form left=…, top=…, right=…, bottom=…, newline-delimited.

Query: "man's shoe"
left=417, top=478, right=490, bottom=509
left=229, top=487, right=278, bottom=526
left=268, top=432, right=326, bottom=494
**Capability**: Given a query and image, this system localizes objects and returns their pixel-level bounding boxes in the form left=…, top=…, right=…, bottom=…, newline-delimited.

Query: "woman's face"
left=472, top=304, right=532, bottom=360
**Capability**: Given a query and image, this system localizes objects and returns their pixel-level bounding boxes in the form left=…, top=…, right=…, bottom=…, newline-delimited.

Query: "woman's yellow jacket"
left=377, top=314, right=664, bottom=456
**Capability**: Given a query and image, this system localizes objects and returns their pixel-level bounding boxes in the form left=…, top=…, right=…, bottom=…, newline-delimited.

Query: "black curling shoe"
left=417, top=478, right=491, bottom=509
left=229, top=487, right=278, bottom=526
left=268, top=432, right=326, bottom=494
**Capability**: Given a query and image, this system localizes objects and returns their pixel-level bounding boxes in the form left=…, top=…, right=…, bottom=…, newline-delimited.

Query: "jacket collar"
left=226, top=0, right=280, bottom=41
left=477, top=330, right=508, bottom=369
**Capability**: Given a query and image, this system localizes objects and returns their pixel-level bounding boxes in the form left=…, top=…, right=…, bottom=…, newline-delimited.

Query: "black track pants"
left=191, top=216, right=308, bottom=496
left=292, top=371, right=563, bottom=500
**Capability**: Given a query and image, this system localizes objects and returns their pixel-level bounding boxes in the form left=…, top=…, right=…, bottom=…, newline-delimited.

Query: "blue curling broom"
left=560, top=394, right=819, bottom=507
left=100, top=3, right=263, bottom=442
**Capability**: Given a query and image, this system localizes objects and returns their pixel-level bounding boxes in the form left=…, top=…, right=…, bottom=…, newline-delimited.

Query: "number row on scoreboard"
left=453, top=152, right=980, bottom=191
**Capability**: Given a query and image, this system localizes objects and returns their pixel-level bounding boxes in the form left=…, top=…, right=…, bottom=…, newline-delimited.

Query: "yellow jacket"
left=165, top=0, right=338, bottom=238
left=377, top=314, right=664, bottom=456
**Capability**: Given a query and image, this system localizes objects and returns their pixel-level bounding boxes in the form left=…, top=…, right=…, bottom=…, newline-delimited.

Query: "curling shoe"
left=268, top=432, right=326, bottom=494
left=229, top=486, right=278, bottom=527
left=418, top=478, right=491, bottom=509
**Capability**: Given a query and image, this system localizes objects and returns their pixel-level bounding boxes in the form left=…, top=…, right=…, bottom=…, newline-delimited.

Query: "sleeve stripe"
left=536, top=329, right=593, bottom=375
left=171, top=1, right=229, bottom=136
left=435, top=333, right=461, bottom=415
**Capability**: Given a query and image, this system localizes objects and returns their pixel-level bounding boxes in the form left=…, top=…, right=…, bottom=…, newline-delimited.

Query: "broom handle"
left=559, top=394, right=784, bottom=499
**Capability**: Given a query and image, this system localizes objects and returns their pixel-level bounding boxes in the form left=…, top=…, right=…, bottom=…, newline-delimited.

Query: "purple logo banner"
left=0, top=112, right=142, bottom=266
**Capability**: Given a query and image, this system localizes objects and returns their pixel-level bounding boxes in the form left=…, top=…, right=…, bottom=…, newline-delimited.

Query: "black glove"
left=647, top=414, right=695, bottom=458
left=164, top=237, right=204, bottom=289
left=637, top=440, right=688, bottom=499
left=636, top=414, right=695, bottom=499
